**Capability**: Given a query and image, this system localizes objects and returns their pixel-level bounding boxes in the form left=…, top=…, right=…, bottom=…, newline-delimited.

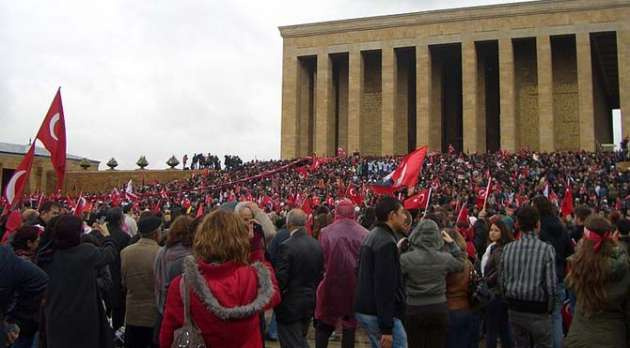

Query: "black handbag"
left=468, top=266, right=494, bottom=310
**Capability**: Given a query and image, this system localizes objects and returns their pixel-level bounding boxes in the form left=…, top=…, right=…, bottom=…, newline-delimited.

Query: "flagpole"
left=482, top=177, right=492, bottom=211
left=422, top=187, right=432, bottom=220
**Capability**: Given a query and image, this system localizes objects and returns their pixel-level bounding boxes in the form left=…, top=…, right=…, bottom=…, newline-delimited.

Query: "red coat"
left=160, top=259, right=281, bottom=348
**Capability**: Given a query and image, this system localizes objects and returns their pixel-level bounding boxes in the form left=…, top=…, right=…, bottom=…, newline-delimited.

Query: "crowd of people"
left=2, top=149, right=630, bottom=348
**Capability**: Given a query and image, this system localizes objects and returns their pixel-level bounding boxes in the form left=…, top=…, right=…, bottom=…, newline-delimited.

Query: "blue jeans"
left=355, top=313, right=407, bottom=348
left=552, top=282, right=566, bottom=348
left=267, top=311, right=278, bottom=340
left=447, top=309, right=473, bottom=348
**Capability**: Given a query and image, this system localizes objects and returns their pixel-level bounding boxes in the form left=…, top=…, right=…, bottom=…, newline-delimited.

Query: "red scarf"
left=584, top=227, right=610, bottom=253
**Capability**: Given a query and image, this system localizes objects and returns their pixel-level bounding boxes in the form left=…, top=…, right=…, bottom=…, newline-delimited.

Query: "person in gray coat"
left=400, top=219, right=465, bottom=348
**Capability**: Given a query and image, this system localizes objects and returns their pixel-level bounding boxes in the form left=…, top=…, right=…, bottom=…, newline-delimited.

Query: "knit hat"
left=137, top=215, right=162, bottom=236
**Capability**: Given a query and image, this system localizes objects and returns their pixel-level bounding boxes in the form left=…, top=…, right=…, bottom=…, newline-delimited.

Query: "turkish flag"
left=404, top=189, right=429, bottom=210
left=561, top=186, right=574, bottom=217
left=346, top=185, right=364, bottom=205
left=4, top=143, right=36, bottom=207
left=457, top=206, right=469, bottom=226
left=35, top=88, right=66, bottom=190
left=196, top=203, right=205, bottom=218
left=74, top=193, right=86, bottom=216
left=1, top=210, right=23, bottom=244
left=301, top=197, right=313, bottom=215
left=385, top=146, right=427, bottom=190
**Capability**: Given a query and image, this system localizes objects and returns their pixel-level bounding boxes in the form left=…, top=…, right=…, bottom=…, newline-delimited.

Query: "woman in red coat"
left=160, top=210, right=281, bottom=348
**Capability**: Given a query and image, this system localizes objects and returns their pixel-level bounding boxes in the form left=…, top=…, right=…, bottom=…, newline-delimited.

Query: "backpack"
left=171, top=274, right=207, bottom=348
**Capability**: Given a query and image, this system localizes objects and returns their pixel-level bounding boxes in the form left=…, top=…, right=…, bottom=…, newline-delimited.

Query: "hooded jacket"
left=315, top=215, right=368, bottom=325
left=565, top=246, right=630, bottom=348
left=400, top=220, right=465, bottom=307
left=160, top=256, right=281, bottom=348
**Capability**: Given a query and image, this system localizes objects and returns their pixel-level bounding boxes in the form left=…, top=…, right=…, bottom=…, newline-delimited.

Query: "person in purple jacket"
left=315, top=199, right=369, bottom=348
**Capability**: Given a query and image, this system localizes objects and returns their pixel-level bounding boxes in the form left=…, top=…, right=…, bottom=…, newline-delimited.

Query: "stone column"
left=381, top=45, right=397, bottom=155
left=619, top=30, right=630, bottom=140
left=499, top=37, right=517, bottom=151
left=576, top=32, right=595, bottom=151
left=462, top=40, right=483, bottom=153
left=537, top=34, right=554, bottom=152
left=280, top=50, right=299, bottom=159
left=348, top=49, right=362, bottom=154
left=315, top=51, right=333, bottom=156
left=416, top=43, right=433, bottom=150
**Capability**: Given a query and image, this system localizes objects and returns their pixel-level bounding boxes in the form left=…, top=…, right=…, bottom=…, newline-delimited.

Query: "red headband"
left=584, top=227, right=611, bottom=253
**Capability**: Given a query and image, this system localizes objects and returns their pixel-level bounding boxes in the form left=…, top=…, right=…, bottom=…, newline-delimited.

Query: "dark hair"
left=574, top=206, right=592, bottom=223
left=106, top=207, right=124, bottom=227
left=10, top=226, right=40, bottom=251
left=491, top=219, right=515, bottom=246
left=516, top=205, right=540, bottom=232
left=165, top=215, right=195, bottom=247
left=616, top=218, right=630, bottom=236
left=39, top=201, right=61, bottom=214
left=585, top=215, right=613, bottom=235
left=123, top=203, right=132, bottom=214
left=532, top=196, right=554, bottom=218
left=374, top=196, right=403, bottom=222
left=81, top=232, right=103, bottom=246
left=52, top=215, right=83, bottom=250
left=360, top=207, right=377, bottom=229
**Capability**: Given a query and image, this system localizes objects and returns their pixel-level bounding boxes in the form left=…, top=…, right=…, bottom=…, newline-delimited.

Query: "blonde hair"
left=193, top=210, right=250, bottom=265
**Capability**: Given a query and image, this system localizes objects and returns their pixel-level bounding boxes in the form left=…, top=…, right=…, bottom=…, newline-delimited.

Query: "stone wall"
left=63, top=169, right=201, bottom=195
left=0, top=153, right=97, bottom=195
left=552, top=36, right=580, bottom=151
left=333, top=54, right=349, bottom=152
left=360, top=51, right=382, bottom=155
left=514, top=38, right=539, bottom=151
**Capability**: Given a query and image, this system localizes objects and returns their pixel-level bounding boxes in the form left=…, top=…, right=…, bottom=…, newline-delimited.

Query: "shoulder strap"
left=179, top=275, right=193, bottom=326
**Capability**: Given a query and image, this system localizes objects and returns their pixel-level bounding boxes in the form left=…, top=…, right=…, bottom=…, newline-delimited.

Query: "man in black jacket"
left=274, top=209, right=324, bottom=348
left=0, top=245, right=48, bottom=348
left=354, top=196, right=407, bottom=348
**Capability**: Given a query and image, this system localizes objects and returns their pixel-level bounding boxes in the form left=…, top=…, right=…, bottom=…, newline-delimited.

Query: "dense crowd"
left=2, top=149, right=630, bottom=348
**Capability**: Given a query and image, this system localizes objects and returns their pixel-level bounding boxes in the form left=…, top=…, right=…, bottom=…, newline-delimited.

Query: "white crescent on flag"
left=416, top=193, right=425, bottom=204
left=6, top=170, right=26, bottom=204
left=395, top=163, right=408, bottom=187
left=49, top=113, right=60, bottom=141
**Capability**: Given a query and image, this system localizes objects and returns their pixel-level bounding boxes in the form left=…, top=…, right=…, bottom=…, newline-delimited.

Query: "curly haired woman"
left=159, top=210, right=281, bottom=347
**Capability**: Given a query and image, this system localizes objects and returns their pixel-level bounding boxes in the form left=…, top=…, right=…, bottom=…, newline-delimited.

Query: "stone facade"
left=279, top=0, right=630, bottom=158
left=0, top=152, right=98, bottom=195
left=63, top=169, right=202, bottom=195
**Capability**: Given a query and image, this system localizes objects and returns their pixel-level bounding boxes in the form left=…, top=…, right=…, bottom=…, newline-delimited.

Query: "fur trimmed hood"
left=182, top=255, right=274, bottom=320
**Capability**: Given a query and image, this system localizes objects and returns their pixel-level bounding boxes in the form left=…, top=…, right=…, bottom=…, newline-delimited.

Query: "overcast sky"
left=0, top=0, right=620, bottom=169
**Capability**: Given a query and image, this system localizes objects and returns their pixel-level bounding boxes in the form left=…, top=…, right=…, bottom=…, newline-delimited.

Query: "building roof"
left=278, top=0, right=628, bottom=38
left=0, top=142, right=100, bottom=164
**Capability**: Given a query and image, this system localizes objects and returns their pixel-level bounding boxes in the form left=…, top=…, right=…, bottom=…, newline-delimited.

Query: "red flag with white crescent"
left=35, top=88, right=66, bottom=190
left=4, top=143, right=36, bottom=207
left=403, top=188, right=429, bottom=210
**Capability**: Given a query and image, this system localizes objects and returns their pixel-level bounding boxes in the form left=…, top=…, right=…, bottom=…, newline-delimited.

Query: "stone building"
left=0, top=142, right=100, bottom=195
left=279, top=0, right=630, bottom=158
